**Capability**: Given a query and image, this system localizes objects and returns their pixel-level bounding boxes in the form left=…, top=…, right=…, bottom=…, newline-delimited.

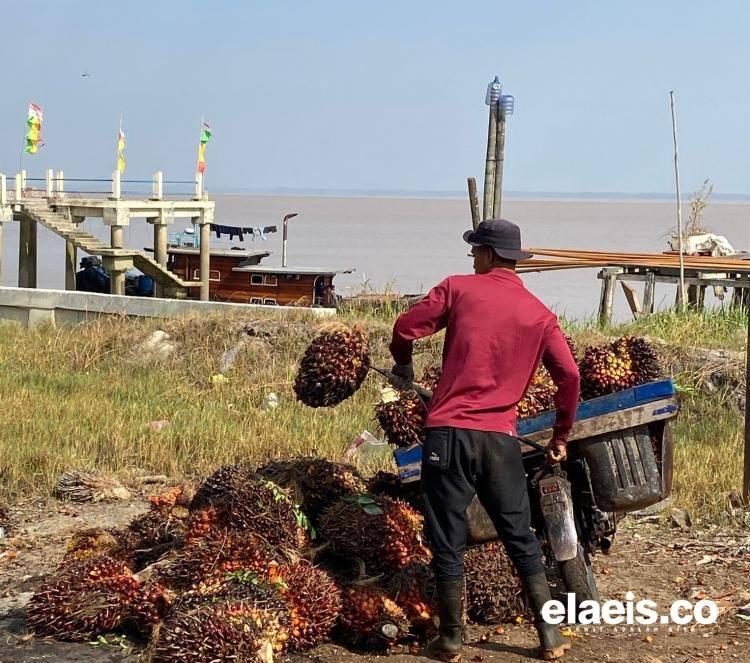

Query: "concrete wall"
left=0, top=287, right=335, bottom=328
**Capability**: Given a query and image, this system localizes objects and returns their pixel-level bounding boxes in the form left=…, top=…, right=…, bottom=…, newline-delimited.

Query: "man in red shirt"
left=389, top=219, right=580, bottom=661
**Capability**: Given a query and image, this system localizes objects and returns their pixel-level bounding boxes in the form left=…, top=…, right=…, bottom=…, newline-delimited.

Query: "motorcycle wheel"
left=558, top=544, right=599, bottom=603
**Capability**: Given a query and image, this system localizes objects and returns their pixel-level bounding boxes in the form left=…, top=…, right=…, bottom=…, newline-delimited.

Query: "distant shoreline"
left=210, top=188, right=750, bottom=203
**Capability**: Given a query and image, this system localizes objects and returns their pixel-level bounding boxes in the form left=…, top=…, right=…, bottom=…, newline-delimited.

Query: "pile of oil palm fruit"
left=27, top=460, right=525, bottom=660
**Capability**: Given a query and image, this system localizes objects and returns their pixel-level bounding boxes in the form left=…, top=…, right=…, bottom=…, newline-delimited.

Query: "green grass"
left=0, top=307, right=746, bottom=527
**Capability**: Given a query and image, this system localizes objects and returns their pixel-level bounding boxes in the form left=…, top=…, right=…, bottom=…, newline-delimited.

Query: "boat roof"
left=151, top=247, right=272, bottom=258
left=232, top=265, right=355, bottom=275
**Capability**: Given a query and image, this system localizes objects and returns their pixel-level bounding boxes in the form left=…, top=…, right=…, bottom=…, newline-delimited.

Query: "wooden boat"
left=155, top=245, right=353, bottom=307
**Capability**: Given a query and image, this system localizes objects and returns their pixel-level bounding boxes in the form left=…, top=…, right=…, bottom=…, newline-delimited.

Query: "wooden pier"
left=0, top=169, right=214, bottom=299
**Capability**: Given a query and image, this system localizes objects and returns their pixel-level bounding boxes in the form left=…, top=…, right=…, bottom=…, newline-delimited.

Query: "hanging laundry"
left=210, top=223, right=278, bottom=242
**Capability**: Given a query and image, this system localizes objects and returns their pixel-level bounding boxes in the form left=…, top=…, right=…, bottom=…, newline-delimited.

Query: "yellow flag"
left=117, top=130, right=126, bottom=173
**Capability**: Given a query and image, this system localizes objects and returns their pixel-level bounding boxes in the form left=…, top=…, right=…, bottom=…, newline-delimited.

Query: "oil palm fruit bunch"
left=185, top=505, right=223, bottom=541
left=254, top=457, right=367, bottom=525
left=26, top=555, right=141, bottom=641
left=419, top=365, right=443, bottom=391
left=190, top=465, right=312, bottom=552
left=319, top=495, right=430, bottom=573
left=294, top=324, right=371, bottom=407
left=622, top=335, right=661, bottom=383
left=272, top=560, right=342, bottom=651
left=62, top=527, right=122, bottom=563
left=336, top=583, right=411, bottom=650
left=150, top=584, right=290, bottom=663
left=516, top=366, right=557, bottom=419
left=580, top=335, right=660, bottom=399
left=366, top=471, right=423, bottom=510
left=388, top=563, right=436, bottom=631
left=159, top=530, right=279, bottom=592
left=464, top=542, right=526, bottom=624
left=118, top=488, right=191, bottom=569
left=374, top=390, right=428, bottom=448
left=126, top=581, right=173, bottom=637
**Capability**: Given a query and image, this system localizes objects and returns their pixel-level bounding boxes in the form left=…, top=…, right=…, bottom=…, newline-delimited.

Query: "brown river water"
left=2, top=195, right=748, bottom=321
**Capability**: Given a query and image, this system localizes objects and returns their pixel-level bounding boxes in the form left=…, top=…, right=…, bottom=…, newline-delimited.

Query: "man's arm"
left=541, top=319, right=580, bottom=448
left=389, top=278, right=451, bottom=366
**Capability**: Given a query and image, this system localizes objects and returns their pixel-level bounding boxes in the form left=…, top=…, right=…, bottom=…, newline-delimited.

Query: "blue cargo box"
left=394, top=379, right=676, bottom=484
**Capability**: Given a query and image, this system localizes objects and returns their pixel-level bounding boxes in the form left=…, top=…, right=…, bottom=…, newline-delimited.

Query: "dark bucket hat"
left=463, top=218, right=533, bottom=261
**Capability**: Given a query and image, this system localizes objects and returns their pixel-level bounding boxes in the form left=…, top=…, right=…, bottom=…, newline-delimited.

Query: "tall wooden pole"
left=492, top=114, right=506, bottom=219
left=743, top=307, right=750, bottom=502
left=670, top=91, right=686, bottom=309
left=467, top=178, right=480, bottom=230
left=482, top=104, right=499, bottom=221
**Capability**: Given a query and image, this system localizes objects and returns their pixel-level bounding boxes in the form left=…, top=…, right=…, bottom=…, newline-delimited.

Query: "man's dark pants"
left=421, top=426, right=545, bottom=582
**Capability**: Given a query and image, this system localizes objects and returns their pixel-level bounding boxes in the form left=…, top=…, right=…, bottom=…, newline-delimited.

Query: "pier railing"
left=1, top=169, right=207, bottom=203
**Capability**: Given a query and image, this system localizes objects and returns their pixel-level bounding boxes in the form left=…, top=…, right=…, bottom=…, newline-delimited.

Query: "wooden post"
left=467, top=177, right=480, bottom=230
left=643, top=272, right=656, bottom=314
left=597, top=268, right=617, bottom=327
left=65, top=239, right=77, bottom=290
left=620, top=282, right=642, bottom=320
left=482, top=104, right=499, bottom=220
left=492, top=115, right=506, bottom=218
left=744, top=305, right=750, bottom=503
left=199, top=219, right=210, bottom=301
left=18, top=214, right=37, bottom=288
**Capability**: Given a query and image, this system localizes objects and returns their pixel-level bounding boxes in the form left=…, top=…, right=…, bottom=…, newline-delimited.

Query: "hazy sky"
left=1, top=1, right=748, bottom=195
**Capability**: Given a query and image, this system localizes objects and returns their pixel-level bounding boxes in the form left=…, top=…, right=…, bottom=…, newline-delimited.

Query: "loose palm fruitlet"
left=580, top=335, right=661, bottom=399
left=375, top=391, right=428, bottom=448
left=273, top=560, right=342, bottom=651
left=516, top=366, right=557, bottom=419
left=319, top=495, right=431, bottom=573
left=464, top=542, right=525, bottom=624
left=294, top=324, right=371, bottom=407
left=26, top=555, right=140, bottom=642
left=190, top=465, right=311, bottom=551
left=337, top=583, right=411, bottom=649
left=254, top=457, right=367, bottom=524
left=150, top=588, right=290, bottom=663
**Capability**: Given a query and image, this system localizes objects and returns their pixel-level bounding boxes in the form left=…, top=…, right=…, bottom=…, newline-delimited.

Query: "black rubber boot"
left=425, top=579, right=464, bottom=662
left=522, top=572, right=571, bottom=660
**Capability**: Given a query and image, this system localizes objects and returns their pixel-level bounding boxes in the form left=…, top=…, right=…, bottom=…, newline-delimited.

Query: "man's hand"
left=390, top=363, right=414, bottom=391
left=546, top=441, right=567, bottom=464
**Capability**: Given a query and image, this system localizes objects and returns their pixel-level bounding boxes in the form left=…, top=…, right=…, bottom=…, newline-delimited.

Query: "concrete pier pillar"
left=153, top=222, right=169, bottom=298
left=18, top=214, right=37, bottom=288
left=199, top=221, right=210, bottom=301
left=111, top=225, right=124, bottom=249
left=111, top=270, right=126, bottom=295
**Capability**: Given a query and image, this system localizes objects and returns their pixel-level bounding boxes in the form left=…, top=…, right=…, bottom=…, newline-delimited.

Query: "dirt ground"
left=1, top=496, right=749, bottom=663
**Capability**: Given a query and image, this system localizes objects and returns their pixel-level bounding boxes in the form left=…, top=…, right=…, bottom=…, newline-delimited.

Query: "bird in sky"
left=81, top=72, right=91, bottom=78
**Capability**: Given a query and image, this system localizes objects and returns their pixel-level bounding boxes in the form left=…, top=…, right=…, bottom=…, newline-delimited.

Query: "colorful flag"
left=117, top=129, right=126, bottom=173
left=24, top=102, right=44, bottom=154
left=197, top=121, right=211, bottom=173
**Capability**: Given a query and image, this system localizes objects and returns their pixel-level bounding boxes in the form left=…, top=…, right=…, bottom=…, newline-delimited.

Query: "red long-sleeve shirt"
left=389, top=269, right=580, bottom=445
